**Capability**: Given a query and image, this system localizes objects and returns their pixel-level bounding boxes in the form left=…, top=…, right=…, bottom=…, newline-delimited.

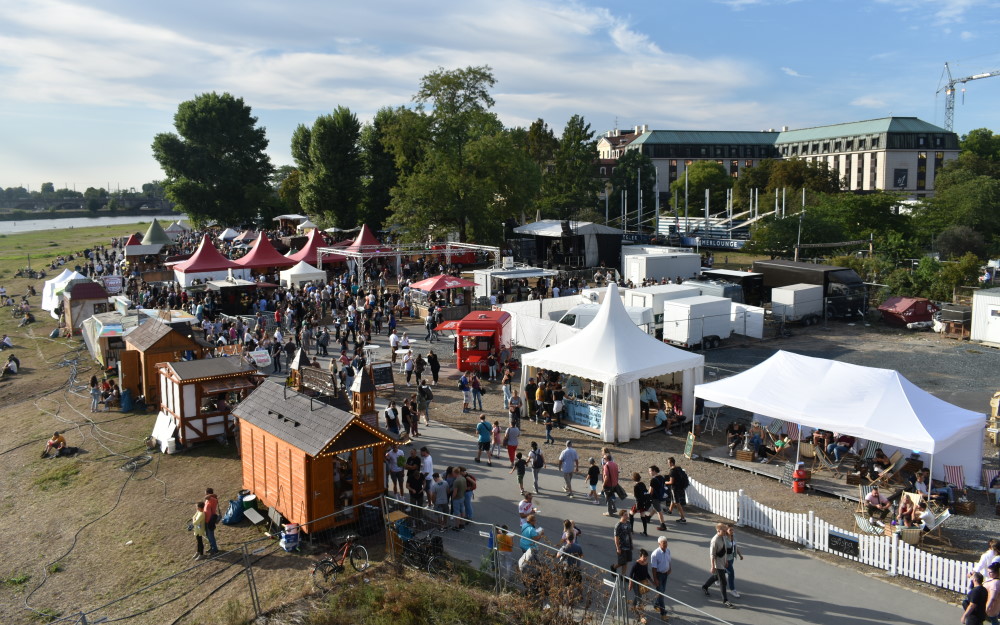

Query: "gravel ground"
left=373, top=317, right=1000, bottom=565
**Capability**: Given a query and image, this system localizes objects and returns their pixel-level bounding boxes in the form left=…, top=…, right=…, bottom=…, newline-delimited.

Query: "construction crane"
left=937, top=61, right=1000, bottom=131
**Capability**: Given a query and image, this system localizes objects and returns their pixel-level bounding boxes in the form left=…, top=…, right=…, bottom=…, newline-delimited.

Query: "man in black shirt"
left=524, top=378, right=538, bottom=421
left=963, top=572, right=987, bottom=625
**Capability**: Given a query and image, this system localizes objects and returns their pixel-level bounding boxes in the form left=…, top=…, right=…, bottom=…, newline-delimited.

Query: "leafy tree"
left=768, top=159, right=842, bottom=194
left=275, top=167, right=303, bottom=213
left=609, top=149, right=656, bottom=232
left=913, top=175, right=1000, bottom=248
left=540, top=114, right=600, bottom=219
left=669, top=161, right=731, bottom=215
left=40, top=182, right=55, bottom=195
left=961, top=128, right=1000, bottom=161
left=359, top=107, right=399, bottom=229
left=140, top=181, right=165, bottom=199
left=386, top=65, right=532, bottom=243
left=107, top=197, right=119, bottom=213
left=935, top=225, right=986, bottom=260
left=807, top=191, right=908, bottom=240
left=294, top=106, right=363, bottom=229
left=732, top=159, right=776, bottom=208
left=152, top=92, right=273, bottom=227
left=2, top=186, right=28, bottom=200
left=523, top=118, right=559, bottom=170
left=743, top=212, right=845, bottom=258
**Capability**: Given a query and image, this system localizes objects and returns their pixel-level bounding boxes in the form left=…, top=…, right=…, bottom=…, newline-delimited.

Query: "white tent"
left=42, top=268, right=73, bottom=312
left=219, top=227, right=240, bottom=241
left=279, top=261, right=327, bottom=288
left=694, top=350, right=986, bottom=485
left=521, top=282, right=704, bottom=443
left=296, top=219, right=318, bottom=231
left=42, top=270, right=87, bottom=318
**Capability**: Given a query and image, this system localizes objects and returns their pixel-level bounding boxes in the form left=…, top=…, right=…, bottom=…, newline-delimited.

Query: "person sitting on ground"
left=0, top=353, right=19, bottom=378
left=865, top=485, right=892, bottom=525
left=41, top=431, right=66, bottom=458
left=0, top=334, right=12, bottom=350
left=725, top=421, right=747, bottom=457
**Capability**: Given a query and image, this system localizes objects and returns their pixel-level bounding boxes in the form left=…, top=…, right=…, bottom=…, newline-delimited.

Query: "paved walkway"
left=404, top=417, right=959, bottom=625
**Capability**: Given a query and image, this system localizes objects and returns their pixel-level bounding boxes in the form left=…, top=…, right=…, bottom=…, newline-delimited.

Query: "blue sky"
left=1, top=0, right=998, bottom=191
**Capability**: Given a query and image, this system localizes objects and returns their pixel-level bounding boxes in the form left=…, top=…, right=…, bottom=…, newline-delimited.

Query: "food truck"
left=448, top=311, right=513, bottom=373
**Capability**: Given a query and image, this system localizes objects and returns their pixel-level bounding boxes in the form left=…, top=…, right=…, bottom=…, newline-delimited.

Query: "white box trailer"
left=771, top=284, right=823, bottom=324
left=623, top=252, right=701, bottom=286
left=623, top=284, right=701, bottom=336
left=662, top=295, right=733, bottom=349
left=731, top=303, right=765, bottom=339
left=971, top=287, right=1000, bottom=345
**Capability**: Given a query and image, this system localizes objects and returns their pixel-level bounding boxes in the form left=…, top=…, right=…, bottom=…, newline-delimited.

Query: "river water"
left=2, top=214, right=179, bottom=234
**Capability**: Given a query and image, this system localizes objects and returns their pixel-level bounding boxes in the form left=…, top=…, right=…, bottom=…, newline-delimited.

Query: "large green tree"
left=385, top=66, right=538, bottom=243
left=609, top=149, right=656, bottom=232
left=670, top=160, right=731, bottom=215
left=293, top=106, right=363, bottom=229
left=152, top=92, right=273, bottom=226
left=540, top=114, right=600, bottom=219
left=359, top=107, right=400, bottom=229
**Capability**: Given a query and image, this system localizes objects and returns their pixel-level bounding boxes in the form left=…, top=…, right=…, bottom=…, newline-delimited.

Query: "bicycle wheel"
left=426, top=555, right=454, bottom=578
left=350, top=545, right=370, bottom=572
left=312, top=560, right=338, bottom=589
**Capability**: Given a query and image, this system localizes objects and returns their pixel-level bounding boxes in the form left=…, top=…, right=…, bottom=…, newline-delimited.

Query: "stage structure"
left=316, top=241, right=502, bottom=279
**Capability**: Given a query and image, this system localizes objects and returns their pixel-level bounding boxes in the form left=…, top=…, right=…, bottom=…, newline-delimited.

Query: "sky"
left=1, top=0, right=999, bottom=192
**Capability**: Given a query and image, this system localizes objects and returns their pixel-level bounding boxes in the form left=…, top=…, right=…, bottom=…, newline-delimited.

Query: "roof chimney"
left=781, top=126, right=789, bottom=131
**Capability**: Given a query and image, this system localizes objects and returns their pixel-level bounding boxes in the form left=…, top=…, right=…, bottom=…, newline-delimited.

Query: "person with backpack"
left=475, top=414, right=493, bottom=466
left=647, top=465, right=670, bottom=531
left=528, top=441, right=545, bottom=493
left=460, top=466, right=477, bottom=520
left=629, top=473, right=654, bottom=536
left=418, top=378, right=433, bottom=424
left=666, top=457, right=689, bottom=523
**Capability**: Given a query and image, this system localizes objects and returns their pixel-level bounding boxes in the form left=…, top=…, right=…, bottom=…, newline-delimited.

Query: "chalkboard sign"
left=370, top=362, right=394, bottom=391
left=828, top=529, right=860, bottom=557
left=780, top=463, right=795, bottom=486
left=301, top=367, right=337, bottom=396
left=684, top=432, right=696, bottom=459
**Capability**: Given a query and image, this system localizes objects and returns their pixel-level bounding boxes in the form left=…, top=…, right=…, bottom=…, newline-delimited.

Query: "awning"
left=460, top=330, right=495, bottom=337
left=436, top=321, right=460, bottom=331
left=201, top=378, right=258, bottom=395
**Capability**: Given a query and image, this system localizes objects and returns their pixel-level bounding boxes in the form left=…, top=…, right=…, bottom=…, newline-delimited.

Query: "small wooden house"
left=62, top=281, right=111, bottom=332
left=157, top=358, right=263, bottom=446
left=122, top=320, right=207, bottom=404
left=232, top=379, right=394, bottom=534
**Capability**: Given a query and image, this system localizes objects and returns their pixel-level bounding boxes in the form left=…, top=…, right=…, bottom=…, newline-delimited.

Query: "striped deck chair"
left=786, top=422, right=800, bottom=442
left=814, top=447, right=846, bottom=479
left=869, top=450, right=904, bottom=486
left=983, top=469, right=1000, bottom=502
left=942, top=465, right=968, bottom=500
left=760, top=419, right=789, bottom=465
left=923, top=509, right=953, bottom=547
left=851, top=442, right=881, bottom=474
left=853, top=513, right=884, bottom=537
left=855, top=484, right=875, bottom=515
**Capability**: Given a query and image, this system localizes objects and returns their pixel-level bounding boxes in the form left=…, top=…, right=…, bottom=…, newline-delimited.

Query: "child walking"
left=510, top=452, right=527, bottom=495
left=544, top=413, right=555, bottom=445
left=587, top=457, right=601, bottom=505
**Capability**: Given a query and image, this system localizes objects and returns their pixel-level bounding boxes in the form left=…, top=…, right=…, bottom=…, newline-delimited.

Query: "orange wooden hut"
left=122, top=320, right=208, bottom=404
left=231, top=380, right=395, bottom=533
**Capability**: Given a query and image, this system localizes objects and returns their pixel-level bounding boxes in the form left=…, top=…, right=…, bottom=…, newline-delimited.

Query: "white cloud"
left=960, top=30, right=976, bottom=39
left=781, top=67, right=808, bottom=78
left=873, top=0, right=992, bottom=24
left=850, top=96, right=889, bottom=108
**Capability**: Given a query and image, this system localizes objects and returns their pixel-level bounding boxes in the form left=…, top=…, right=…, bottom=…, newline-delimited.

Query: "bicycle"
left=311, top=534, right=370, bottom=589
left=398, top=534, right=454, bottom=578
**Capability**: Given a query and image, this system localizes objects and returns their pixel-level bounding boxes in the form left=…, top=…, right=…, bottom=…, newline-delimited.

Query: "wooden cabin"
left=122, top=320, right=208, bottom=404
left=231, top=379, right=395, bottom=534
left=156, top=358, right=264, bottom=446
left=62, top=281, right=111, bottom=333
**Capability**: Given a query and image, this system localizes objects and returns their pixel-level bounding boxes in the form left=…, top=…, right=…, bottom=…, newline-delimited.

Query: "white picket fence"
left=687, top=479, right=972, bottom=592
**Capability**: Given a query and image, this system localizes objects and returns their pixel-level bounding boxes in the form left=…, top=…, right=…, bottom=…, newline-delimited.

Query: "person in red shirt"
left=203, top=488, right=220, bottom=555
left=602, top=453, right=620, bottom=517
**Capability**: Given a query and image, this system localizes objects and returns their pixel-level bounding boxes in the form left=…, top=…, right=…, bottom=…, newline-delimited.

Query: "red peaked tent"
left=285, top=228, right=335, bottom=264
left=124, top=233, right=142, bottom=246
left=173, top=235, right=241, bottom=272
left=234, top=234, right=296, bottom=270
left=322, top=225, right=385, bottom=262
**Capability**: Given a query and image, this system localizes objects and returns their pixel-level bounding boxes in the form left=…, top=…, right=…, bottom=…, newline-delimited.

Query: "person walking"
left=490, top=420, right=503, bottom=459
left=629, top=472, right=653, bottom=536
left=528, top=441, right=545, bottom=493
left=628, top=549, right=652, bottom=611
left=665, top=457, right=689, bottom=523
left=502, top=369, right=512, bottom=408
left=427, top=350, right=440, bottom=386
left=558, top=440, right=579, bottom=498
left=587, top=457, right=601, bottom=505
left=204, top=488, right=220, bottom=555
left=611, top=509, right=633, bottom=575
left=508, top=389, right=522, bottom=428
left=648, top=465, right=669, bottom=531
left=504, top=420, right=521, bottom=466
left=385, top=442, right=405, bottom=498
left=190, top=501, right=207, bottom=560
left=475, top=415, right=493, bottom=466
left=602, top=453, right=620, bottom=517
left=511, top=452, right=528, bottom=495
left=650, top=536, right=672, bottom=619
left=701, top=523, right=735, bottom=608
left=725, top=524, right=744, bottom=598
left=543, top=412, right=555, bottom=445
left=471, top=374, right=484, bottom=411
left=965, top=573, right=988, bottom=625
left=417, top=379, right=433, bottom=425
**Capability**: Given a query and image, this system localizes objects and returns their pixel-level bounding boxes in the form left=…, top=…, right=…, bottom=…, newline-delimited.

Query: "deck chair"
left=798, top=442, right=818, bottom=469
left=785, top=422, right=801, bottom=442
left=854, top=513, right=884, bottom=537
left=856, top=484, right=875, bottom=514
left=759, top=419, right=790, bottom=465
left=922, top=509, right=953, bottom=547
left=851, top=442, right=880, bottom=473
left=983, top=469, right=1000, bottom=502
left=942, top=465, right=968, bottom=500
left=869, top=450, right=904, bottom=486
left=814, top=448, right=846, bottom=479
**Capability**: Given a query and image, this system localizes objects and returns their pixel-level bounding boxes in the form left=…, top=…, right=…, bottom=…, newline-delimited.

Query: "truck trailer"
left=623, top=252, right=701, bottom=286
left=623, top=284, right=701, bottom=337
left=751, top=259, right=866, bottom=318
left=661, top=295, right=733, bottom=349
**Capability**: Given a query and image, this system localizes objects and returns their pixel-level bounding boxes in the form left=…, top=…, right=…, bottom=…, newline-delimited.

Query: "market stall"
left=171, top=235, right=250, bottom=287
left=409, top=273, right=478, bottom=320
left=520, top=283, right=704, bottom=443
left=279, top=261, right=327, bottom=288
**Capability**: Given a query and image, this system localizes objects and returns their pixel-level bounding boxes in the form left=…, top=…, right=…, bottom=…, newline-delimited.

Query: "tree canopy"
left=152, top=92, right=273, bottom=227
left=669, top=160, right=731, bottom=215
left=539, top=114, right=600, bottom=220
left=293, top=106, right=363, bottom=229
left=609, top=150, right=656, bottom=232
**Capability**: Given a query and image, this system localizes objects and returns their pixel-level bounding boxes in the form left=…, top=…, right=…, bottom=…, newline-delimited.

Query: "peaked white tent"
left=694, top=350, right=986, bottom=485
left=219, top=227, right=240, bottom=241
left=521, top=282, right=704, bottom=443
left=279, top=261, right=326, bottom=288
left=42, top=269, right=88, bottom=317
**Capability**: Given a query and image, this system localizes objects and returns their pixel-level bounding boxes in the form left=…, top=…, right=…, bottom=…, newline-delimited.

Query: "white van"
left=557, top=303, right=654, bottom=334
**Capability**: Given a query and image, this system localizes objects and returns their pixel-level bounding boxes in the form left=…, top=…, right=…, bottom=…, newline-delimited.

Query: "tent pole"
left=794, top=423, right=801, bottom=468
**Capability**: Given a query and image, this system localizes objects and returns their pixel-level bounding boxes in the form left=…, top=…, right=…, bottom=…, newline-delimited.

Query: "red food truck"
left=445, top=311, right=513, bottom=374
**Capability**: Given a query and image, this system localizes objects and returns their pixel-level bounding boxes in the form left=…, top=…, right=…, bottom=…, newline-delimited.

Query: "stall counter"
left=564, top=398, right=602, bottom=429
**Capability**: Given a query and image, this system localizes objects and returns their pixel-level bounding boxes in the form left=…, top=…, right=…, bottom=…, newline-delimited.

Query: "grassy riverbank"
left=0, top=223, right=148, bottom=269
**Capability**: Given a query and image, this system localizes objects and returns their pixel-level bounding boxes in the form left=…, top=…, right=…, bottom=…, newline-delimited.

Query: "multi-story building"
left=616, top=116, right=960, bottom=199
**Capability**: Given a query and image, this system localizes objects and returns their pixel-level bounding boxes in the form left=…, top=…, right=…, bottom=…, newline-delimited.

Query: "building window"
left=871, top=137, right=880, bottom=149
left=870, top=153, right=878, bottom=187
left=699, top=147, right=708, bottom=157
left=745, top=160, right=753, bottom=167
left=858, top=138, right=866, bottom=150
left=846, top=139, right=854, bottom=150
left=918, top=136, right=926, bottom=147
left=600, top=167, right=606, bottom=176
left=917, top=152, right=927, bottom=190
left=744, top=147, right=754, bottom=157
left=822, top=142, right=830, bottom=153
left=811, top=143, right=820, bottom=154
left=730, top=160, right=739, bottom=177
left=729, top=146, right=738, bottom=157
left=934, top=136, right=943, bottom=147
left=714, top=146, right=723, bottom=157
left=716, top=160, right=724, bottom=166
left=791, top=145, right=799, bottom=156
left=834, top=141, right=841, bottom=152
